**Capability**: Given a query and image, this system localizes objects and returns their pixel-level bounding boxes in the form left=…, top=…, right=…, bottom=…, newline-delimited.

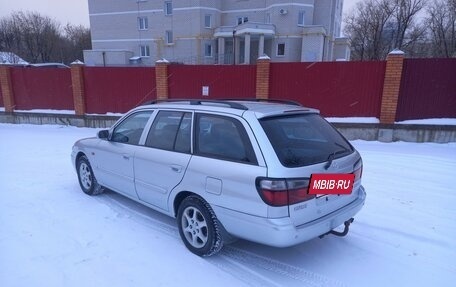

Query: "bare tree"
left=391, top=0, right=426, bottom=50
left=0, top=16, right=22, bottom=57
left=63, top=24, right=91, bottom=62
left=344, top=0, right=396, bottom=60
left=12, top=11, right=61, bottom=63
left=344, top=0, right=429, bottom=60
left=426, top=0, right=456, bottom=57
left=0, top=11, right=91, bottom=64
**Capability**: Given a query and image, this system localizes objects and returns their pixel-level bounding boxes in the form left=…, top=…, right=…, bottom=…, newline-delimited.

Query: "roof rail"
left=141, top=99, right=248, bottom=110
left=221, top=98, right=302, bottom=106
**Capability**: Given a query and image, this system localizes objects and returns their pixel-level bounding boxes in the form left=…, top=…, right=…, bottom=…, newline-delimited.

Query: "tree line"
left=344, top=0, right=455, bottom=60
left=0, top=11, right=91, bottom=65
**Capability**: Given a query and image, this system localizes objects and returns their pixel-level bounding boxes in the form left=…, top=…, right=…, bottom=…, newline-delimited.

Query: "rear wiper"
left=324, top=149, right=346, bottom=170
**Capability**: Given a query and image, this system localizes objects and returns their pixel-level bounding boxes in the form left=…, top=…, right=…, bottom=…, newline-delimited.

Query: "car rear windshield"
left=260, top=113, right=353, bottom=167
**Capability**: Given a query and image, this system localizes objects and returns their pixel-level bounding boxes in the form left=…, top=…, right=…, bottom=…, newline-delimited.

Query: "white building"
left=84, top=0, right=350, bottom=66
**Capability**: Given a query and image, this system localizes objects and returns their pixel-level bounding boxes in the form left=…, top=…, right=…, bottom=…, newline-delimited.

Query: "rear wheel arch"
left=173, top=191, right=237, bottom=247
left=173, top=191, right=195, bottom=217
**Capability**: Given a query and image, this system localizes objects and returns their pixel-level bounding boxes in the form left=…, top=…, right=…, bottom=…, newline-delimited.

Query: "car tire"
left=77, top=155, right=103, bottom=196
left=177, top=195, right=223, bottom=257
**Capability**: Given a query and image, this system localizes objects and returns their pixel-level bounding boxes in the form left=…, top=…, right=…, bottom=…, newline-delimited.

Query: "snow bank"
left=1, top=124, right=455, bottom=287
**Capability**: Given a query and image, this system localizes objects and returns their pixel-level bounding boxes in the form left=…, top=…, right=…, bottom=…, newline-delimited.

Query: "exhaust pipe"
left=319, top=218, right=354, bottom=239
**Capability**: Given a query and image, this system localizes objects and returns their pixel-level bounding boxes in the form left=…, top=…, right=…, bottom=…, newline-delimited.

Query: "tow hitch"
left=319, top=218, right=354, bottom=239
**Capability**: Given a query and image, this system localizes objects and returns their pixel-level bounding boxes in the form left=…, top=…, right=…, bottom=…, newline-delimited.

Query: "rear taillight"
left=256, top=178, right=315, bottom=207
left=353, top=164, right=363, bottom=181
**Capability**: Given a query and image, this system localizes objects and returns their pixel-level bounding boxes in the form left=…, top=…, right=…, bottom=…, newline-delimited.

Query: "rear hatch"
left=259, top=113, right=363, bottom=226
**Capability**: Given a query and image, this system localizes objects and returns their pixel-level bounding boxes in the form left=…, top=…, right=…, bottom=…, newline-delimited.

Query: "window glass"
left=146, top=111, right=191, bottom=153
left=260, top=114, right=353, bottom=167
left=175, top=113, right=192, bottom=153
left=204, top=14, right=212, bottom=28
left=205, top=43, right=212, bottom=57
left=166, top=30, right=173, bottom=44
left=196, top=114, right=257, bottom=164
left=277, top=43, right=285, bottom=56
left=237, top=16, right=248, bottom=25
left=140, top=45, right=150, bottom=57
left=138, top=17, right=148, bottom=30
left=298, top=10, right=305, bottom=26
left=111, top=111, right=152, bottom=145
left=165, top=1, right=172, bottom=15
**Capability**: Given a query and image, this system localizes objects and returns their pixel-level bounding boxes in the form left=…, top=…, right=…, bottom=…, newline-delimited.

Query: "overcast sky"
left=0, top=0, right=90, bottom=26
left=0, top=0, right=360, bottom=28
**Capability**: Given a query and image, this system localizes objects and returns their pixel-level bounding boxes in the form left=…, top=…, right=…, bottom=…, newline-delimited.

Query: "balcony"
left=214, top=22, right=276, bottom=38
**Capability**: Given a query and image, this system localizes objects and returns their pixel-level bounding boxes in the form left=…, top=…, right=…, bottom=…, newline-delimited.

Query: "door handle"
left=170, top=165, right=183, bottom=173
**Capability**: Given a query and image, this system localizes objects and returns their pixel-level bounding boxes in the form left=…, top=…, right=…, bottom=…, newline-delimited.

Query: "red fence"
left=0, top=80, right=3, bottom=107
left=270, top=61, right=386, bottom=117
left=168, top=65, right=256, bottom=99
left=10, top=67, right=73, bottom=110
left=2, top=58, right=456, bottom=122
left=84, top=67, right=156, bottom=114
left=396, top=58, right=456, bottom=121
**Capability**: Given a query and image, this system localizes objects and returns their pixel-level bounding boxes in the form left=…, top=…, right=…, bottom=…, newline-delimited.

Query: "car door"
left=134, top=110, right=192, bottom=211
left=94, top=111, right=153, bottom=199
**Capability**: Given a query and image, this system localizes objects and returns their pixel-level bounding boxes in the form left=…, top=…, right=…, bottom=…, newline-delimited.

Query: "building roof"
left=0, top=52, right=28, bottom=65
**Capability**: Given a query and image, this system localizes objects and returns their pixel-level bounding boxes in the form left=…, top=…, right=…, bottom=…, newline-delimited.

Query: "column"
left=70, top=60, right=86, bottom=116
left=234, top=35, right=241, bottom=65
left=379, top=50, right=405, bottom=124
left=0, top=65, right=15, bottom=113
left=155, top=59, right=170, bottom=100
left=258, top=34, right=265, bottom=57
left=244, top=33, right=251, bottom=64
left=256, top=55, right=271, bottom=100
left=218, top=37, right=225, bottom=64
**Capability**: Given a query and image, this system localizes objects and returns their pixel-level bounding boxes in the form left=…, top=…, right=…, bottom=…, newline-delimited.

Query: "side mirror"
left=97, top=130, right=109, bottom=140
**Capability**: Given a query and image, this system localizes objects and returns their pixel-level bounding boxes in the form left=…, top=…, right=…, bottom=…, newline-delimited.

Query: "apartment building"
left=84, top=0, right=350, bottom=66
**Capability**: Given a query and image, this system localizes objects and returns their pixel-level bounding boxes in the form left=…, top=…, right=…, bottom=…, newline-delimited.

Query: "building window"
left=204, top=14, right=212, bottom=28
left=138, top=17, right=148, bottom=30
left=166, top=30, right=173, bottom=44
left=277, top=43, right=285, bottom=56
left=204, top=43, right=212, bottom=57
left=298, top=10, right=305, bottom=26
left=237, top=16, right=248, bottom=25
left=266, top=13, right=271, bottom=24
left=165, top=1, right=172, bottom=15
left=140, top=45, right=150, bottom=57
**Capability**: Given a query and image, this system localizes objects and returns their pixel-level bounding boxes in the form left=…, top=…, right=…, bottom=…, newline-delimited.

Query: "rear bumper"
left=213, top=186, right=366, bottom=247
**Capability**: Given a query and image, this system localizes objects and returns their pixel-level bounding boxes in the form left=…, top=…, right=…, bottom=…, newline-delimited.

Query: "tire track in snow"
left=100, top=194, right=345, bottom=287
left=220, top=247, right=346, bottom=287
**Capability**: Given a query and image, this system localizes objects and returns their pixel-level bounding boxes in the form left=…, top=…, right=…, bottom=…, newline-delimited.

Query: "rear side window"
left=195, top=114, right=257, bottom=164
left=260, top=114, right=353, bottom=167
left=146, top=111, right=192, bottom=153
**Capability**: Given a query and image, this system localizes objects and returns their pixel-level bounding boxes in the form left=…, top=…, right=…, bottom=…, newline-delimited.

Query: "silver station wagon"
left=71, top=100, right=366, bottom=256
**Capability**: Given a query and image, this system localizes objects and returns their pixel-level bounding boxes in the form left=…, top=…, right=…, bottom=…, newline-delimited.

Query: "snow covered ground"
left=1, top=123, right=455, bottom=287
